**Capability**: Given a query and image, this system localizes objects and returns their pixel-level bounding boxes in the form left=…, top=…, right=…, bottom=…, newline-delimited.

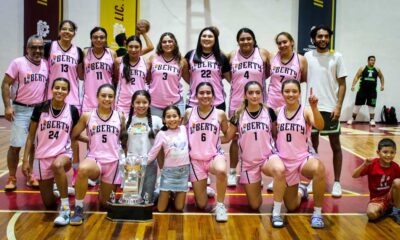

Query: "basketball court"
left=1, top=118, right=399, bottom=239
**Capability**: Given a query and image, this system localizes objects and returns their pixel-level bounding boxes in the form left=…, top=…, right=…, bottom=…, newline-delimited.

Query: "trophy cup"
left=107, top=154, right=153, bottom=222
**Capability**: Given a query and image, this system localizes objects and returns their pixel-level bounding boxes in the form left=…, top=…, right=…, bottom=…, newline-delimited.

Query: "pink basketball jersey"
left=267, top=53, right=301, bottom=109
left=6, top=56, right=48, bottom=105
left=149, top=55, right=182, bottom=108
left=230, top=48, right=265, bottom=112
left=47, top=41, right=81, bottom=106
left=35, top=103, right=73, bottom=159
left=82, top=48, right=114, bottom=112
left=86, top=110, right=122, bottom=163
left=188, top=52, right=225, bottom=106
left=186, top=107, right=222, bottom=161
left=238, top=107, right=275, bottom=169
left=116, top=57, right=147, bottom=116
left=276, top=105, right=311, bottom=160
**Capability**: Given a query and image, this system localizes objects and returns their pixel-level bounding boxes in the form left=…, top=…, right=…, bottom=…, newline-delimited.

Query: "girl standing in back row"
left=182, top=27, right=231, bottom=110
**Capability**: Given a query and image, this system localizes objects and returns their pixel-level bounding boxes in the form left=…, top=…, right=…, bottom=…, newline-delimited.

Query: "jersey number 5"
left=102, top=134, right=107, bottom=143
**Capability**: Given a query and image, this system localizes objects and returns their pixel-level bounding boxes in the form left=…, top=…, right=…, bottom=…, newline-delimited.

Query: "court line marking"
left=6, top=212, right=20, bottom=240
left=0, top=209, right=365, bottom=216
left=0, top=190, right=369, bottom=197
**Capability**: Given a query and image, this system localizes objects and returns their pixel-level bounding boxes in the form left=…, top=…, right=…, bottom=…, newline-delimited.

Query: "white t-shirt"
left=305, top=50, right=347, bottom=112
left=127, top=115, right=163, bottom=156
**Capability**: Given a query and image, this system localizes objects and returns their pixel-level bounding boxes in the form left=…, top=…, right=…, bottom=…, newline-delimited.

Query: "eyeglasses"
left=28, top=46, right=44, bottom=50
left=92, top=36, right=106, bottom=40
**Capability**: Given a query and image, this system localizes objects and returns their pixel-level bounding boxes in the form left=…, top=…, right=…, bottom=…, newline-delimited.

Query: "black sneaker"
left=70, top=206, right=84, bottom=226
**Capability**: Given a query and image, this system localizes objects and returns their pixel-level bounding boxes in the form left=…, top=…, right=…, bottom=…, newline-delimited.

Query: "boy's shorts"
left=368, top=190, right=393, bottom=216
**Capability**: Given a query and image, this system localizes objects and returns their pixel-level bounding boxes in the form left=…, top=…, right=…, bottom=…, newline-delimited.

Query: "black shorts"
left=186, top=102, right=226, bottom=111
left=312, top=111, right=340, bottom=136
left=355, top=89, right=377, bottom=107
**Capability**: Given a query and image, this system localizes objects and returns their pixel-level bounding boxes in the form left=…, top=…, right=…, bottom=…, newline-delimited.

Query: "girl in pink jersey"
left=221, top=81, right=286, bottom=227
left=82, top=27, right=116, bottom=112
left=182, top=27, right=231, bottom=110
left=226, top=28, right=271, bottom=187
left=267, top=32, right=307, bottom=109
left=70, top=84, right=126, bottom=225
left=45, top=20, right=83, bottom=110
left=183, top=82, right=229, bottom=222
left=21, top=78, right=80, bottom=226
left=147, top=106, right=190, bottom=212
left=276, top=80, right=326, bottom=228
left=114, top=36, right=148, bottom=116
left=147, top=32, right=187, bottom=117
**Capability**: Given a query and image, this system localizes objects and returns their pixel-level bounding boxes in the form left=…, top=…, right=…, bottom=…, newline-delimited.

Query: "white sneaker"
left=206, top=186, right=215, bottom=198
left=347, top=119, right=353, bottom=125
left=214, top=202, right=228, bottom=222
left=266, top=181, right=273, bottom=191
left=370, top=119, right=376, bottom=126
left=331, top=181, right=342, bottom=198
left=227, top=172, right=237, bottom=187
left=307, top=181, right=313, bottom=193
left=54, top=205, right=71, bottom=226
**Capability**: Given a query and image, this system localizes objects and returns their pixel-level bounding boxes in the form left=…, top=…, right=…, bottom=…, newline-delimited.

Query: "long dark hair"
left=123, top=36, right=142, bottom=83
left=281, top=79, right=301, bottom=93
left=193, top=27, right=223, bottom=65
left=160, top=105, right=181, bottom=131
left=42, top=78, right=71, bottom=113
left=236, top=27, right=258, bottom=48
left=126, top=90, right=155, bottom=139
left=90, top=26, right=108, bottom=47
left=195, top=82, right=215, bottom=97
left=156, top=32, right=182, bottom=64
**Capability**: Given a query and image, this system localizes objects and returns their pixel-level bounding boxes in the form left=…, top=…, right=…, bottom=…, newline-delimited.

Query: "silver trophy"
left=107, top=153, right=153, bottom=222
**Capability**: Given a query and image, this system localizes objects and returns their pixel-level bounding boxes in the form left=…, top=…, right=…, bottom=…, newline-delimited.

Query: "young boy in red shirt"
left=353, top=138, right=400, bottom=224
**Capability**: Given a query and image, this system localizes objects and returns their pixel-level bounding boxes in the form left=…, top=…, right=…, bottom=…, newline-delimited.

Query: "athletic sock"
left=272, top=201, right=282, bottom=217
left=61, top=198, right=69, bottom=208
left=314, top=207, right=322, bottom=215
left=75, top=199, right=84, bottom=208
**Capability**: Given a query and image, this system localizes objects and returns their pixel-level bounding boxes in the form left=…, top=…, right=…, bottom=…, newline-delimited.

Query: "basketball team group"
left=1, top=19, right=399, bottom=229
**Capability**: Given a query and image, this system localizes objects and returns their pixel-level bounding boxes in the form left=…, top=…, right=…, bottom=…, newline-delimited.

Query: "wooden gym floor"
left=0, top=117, right=399, bottom=239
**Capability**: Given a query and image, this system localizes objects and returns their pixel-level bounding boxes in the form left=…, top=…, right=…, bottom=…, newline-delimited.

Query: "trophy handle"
left=138, top=155, right=148, bottom=200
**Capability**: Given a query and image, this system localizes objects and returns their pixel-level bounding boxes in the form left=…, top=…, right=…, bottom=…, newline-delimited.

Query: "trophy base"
left=107, top=202, right=153, bottom=222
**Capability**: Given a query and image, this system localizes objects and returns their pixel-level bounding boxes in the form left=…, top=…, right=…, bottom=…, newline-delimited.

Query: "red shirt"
left=360, top=158, right=400, bottom=199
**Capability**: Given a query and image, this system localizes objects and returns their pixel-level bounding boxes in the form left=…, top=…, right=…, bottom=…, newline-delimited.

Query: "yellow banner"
left=100, top=0, right=140, bottom=50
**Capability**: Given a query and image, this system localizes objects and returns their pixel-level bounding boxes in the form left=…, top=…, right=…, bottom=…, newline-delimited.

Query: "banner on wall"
left=100, top=0, right=140, bottom=50
left=297, top=0, right=336, bottom=54
left=24, top=0, right=63, bottom=49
